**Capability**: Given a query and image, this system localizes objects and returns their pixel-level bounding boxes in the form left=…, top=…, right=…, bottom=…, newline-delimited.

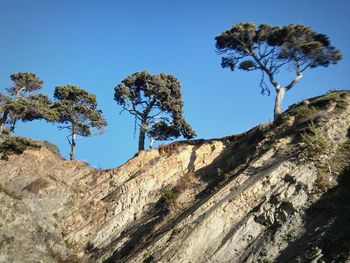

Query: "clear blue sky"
left=1, top=0, right=349, bottom=168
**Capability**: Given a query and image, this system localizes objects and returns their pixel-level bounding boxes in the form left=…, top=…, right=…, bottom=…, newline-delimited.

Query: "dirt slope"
left=0, top=90, right=349, bottom=263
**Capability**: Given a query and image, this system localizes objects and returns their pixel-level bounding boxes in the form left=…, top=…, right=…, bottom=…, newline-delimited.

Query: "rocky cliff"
left=1, top=90, right=350, bottom=263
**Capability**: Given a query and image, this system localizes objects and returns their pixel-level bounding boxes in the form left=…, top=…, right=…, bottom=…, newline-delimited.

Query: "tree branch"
left=250, top=51, right=281, bottom=90
left=66, top=135, right=72, bottom=147
left=142, top=97, right=157, bottom=119
left=259, top=71, right=271, bottom=96
left=58, top=125, right=71, bottom=130
left=285, top=72, right=303, bottom=91
left=148, top=110, right=163, bottom=119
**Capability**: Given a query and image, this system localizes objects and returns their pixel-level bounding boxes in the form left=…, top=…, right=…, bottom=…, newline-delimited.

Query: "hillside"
left=0, top=90, right=350, bottom=263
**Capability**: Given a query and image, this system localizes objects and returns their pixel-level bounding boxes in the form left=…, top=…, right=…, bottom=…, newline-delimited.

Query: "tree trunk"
left=0, top=110, right=9, bottom=135
left=70, top=126, right=76, bottom=160
left=138, top=120, right=147, bottom=151
left=274, top=88, right=286, bottom=120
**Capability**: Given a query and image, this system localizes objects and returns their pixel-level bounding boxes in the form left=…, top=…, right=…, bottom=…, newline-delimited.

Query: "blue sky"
left=0, top=0, right=349, bottom=168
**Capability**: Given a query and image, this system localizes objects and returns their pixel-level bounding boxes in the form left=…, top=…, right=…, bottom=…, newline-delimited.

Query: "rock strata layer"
left=0, top=91, right=350, bottom=263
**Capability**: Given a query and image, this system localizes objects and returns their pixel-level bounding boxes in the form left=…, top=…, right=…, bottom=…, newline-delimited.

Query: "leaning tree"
left=215, top=23, right=342, bottom=120
left=53, top=85, right=107, bottom=160
left=114, top=71, right=196, bottom=151
left=0, top=72, right=55, bottom=134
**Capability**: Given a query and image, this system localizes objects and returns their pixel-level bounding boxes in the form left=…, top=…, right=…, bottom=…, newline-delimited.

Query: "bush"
left=161, top=186, right=178, bottom=205
left=315, top=170, right=333, bottom=192
left=301, top=122, right=332, bottom=161
left=0, top=136, right=40, bottom=160
left=336, top=99, right=349, bottom=109
left=287, top=104, right=317, bottom=119
left=308, top=91, right=349, bottom=110
left=1, top=128, right=11, bottom=135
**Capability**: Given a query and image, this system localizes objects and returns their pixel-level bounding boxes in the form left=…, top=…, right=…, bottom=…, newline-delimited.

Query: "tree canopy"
left=215, top=23, right=342, bottom=119
left=0, top=72, right=54, bottom=134
left=53, top=85, right=107, bottom=160
left=9, top=72, right=44, bottom=97
left=114, top=71, right=196, bottom=151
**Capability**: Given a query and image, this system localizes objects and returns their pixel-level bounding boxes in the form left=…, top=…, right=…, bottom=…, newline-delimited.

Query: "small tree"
left=215, top=23, right=342, bottom=120
left=114, top=71, right=196, bottom=151
left=0, top=72, right=54, bottom=134
left=53, top=85, right=107, bottom=160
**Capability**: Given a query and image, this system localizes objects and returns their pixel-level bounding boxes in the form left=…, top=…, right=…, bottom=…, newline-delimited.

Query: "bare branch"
left=250, top=51, right=281, bottom=90
left=259, top=71, right=271, bottom=96
left=58, top=125, right=71, bottom=130
left=148, top=110, right=163, bottom=119
left=272, top=60, right=290, bottom=73
left=66, top=135, right=72, bottom=147
left=285, top=72, right=303, bottom=91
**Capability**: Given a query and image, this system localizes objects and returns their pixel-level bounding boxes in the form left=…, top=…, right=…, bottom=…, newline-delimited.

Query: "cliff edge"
left=1, top=90, right=350, bottom=263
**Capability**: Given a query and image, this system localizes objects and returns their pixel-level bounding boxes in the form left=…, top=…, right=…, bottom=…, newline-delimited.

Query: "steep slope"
left=0, top=90, right=349, bottom=263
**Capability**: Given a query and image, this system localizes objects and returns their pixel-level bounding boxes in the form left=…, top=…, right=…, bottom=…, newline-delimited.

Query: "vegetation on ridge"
left=0, top=136, right=40, bottom=160
left=114, top=71, right=196, bottom=151
left=52, top=85, right=107, bottom=160
left=0, top=72, right=55, bottom=134
left=0, top=22, right=344, bottom=161
left=215, top=23, right=342, bottom=120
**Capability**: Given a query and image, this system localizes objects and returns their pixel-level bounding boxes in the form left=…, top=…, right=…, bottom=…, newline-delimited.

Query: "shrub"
left=276, top=104, right=317, bottom=127
left=64, top=239, right=72, bottom=248
left=161, top=186, right=178, bottom=205
left=301, top=122, right=332, bottom=161
left=288, top=105, right=317, bottom=119
left=315, top=170, right=333, bottom=192
left=336, top=99, right=348, bottom=109
left=308, top=91, right=349, bottom=110
left=327, top=139, right=350, bottom=175
left=1, top=128, right=11, bottom=135
left=172, top=227, right=182, bottom=236
left=0, top=136, right=40, bottom=160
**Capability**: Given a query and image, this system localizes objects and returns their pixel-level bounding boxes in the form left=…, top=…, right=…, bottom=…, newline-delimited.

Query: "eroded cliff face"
left=0, top=91, right=350, bottom=263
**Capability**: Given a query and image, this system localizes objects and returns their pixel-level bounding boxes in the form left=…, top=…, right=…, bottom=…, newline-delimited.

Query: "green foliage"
left=0, top=136, right=41, bottom=160
left=279, top=91, right=349, bottom=126
left=53, top=85, right=107, bottom=137
left=52, top=85, right=107, bottom=159
left=0, top=72, right=54, bottom=134
left=64, top=239, right=72, bottom=248
left=313, top=140, right=350, bottom=193
left=161, top=186, right=178, bottom=205
left=307, top=91, right=349, bottom=110
left=315, top=170, right=333, bottom=192
left=301, top=122, right=332, bottom=161
left=114, top=71, right=196, bottom=151
left=9, top=72, right=43, bottom=97
left=217, top=167, right=224, bottom=176
left=287, top=105, right=317, bottom=119
left=147, top=121, right=181, bottom=141
left=172, top=227, right=183, bottom=236
left=336, top=99, right=349, bottom=109
left=215, top=23, right=342, bottom=119
left=1, top=128, right=11, bottom=135
left=328, top=139, right=350, bottom=175
left=216, top=23, right=342, bottom=72
left=8, top=94, right=57, bottom=122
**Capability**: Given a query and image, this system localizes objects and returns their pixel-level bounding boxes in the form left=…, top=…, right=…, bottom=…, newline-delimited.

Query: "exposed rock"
left=0, top=90, right=350, bottom=263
